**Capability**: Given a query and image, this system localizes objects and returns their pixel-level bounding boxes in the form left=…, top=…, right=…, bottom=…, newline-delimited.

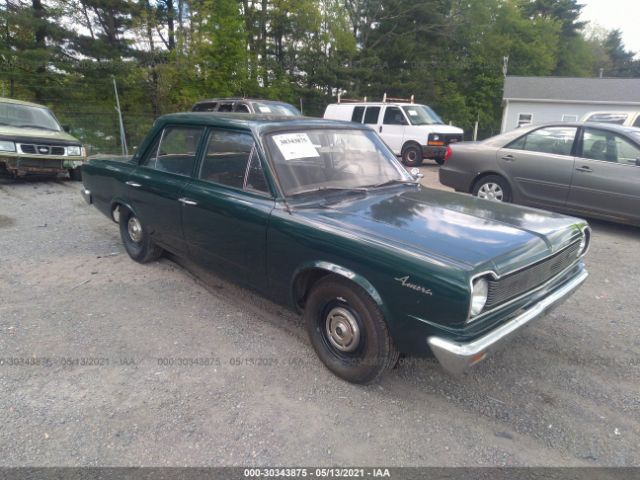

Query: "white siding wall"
left=501, top=101, right=640, bottom=132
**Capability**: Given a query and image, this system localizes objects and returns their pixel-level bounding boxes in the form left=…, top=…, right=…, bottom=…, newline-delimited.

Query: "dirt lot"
left=0, top=168, right=639, bottom=467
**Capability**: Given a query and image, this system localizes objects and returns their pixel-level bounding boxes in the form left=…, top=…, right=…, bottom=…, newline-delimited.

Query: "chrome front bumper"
left=428, top=268, right=588, bottom=376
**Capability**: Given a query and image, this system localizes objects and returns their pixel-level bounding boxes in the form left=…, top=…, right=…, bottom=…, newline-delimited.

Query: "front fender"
left=291, top=260, right=390, bottom=318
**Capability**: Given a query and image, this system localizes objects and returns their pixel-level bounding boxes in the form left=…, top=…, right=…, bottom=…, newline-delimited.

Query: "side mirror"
left=62, top=125, right=71, bottom=133
left=410, top=167, right=424, bottom=179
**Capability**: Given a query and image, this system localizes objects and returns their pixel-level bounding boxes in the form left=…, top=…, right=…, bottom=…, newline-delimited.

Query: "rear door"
left=566, top=127, right=640, bottom=223
left=380, top=106, right=407, bottom=155
left=497, top=125, right=578, bottom=208
left=181, top=128, right=275, bottom=289
left=125, top=125, right=205, bottom=254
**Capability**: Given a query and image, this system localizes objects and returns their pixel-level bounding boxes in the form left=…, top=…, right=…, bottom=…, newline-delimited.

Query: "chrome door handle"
left=178, top=197, right=198, bottom=206
left=576, top=166, right=593, bottom=173
left=501, top=155, right=515, bottom=161
left=125, top=181, right=142, bottom=187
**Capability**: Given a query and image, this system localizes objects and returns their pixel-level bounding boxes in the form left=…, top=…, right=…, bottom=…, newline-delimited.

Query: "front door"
left=497, top=125, right=578, bottom=208
left=181, top=129, right=275, bottom=289
left=380, top=106, right=407, bottom=155
left=566, top=127, right=640, bottom=223
left=125, top=125, right=205, bottom=254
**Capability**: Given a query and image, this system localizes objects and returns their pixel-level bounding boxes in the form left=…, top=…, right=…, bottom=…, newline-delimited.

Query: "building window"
left=517, top=113, right=533, bottom=128
left=562, top=114, right=578, bottom=122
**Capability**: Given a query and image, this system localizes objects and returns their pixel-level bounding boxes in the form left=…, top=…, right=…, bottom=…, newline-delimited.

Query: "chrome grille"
left=485, top=241, right=581, bottom=310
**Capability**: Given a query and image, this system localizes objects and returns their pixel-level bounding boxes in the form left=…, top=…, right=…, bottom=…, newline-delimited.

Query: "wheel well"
left=292, top=268, right=334, bottom=311
left=471, top=171, right=507, bottom=192
left=401, top=141, right=421, bottom=155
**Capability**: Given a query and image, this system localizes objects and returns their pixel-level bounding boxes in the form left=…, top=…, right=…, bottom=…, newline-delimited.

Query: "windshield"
left=586, top=113, right=628, bottom=125
left=0, top=102, right=62, bottom=131
left=402, top=105, right=444, bottom=125
left=252, top=102, right=301, bottom=116
left=265, top=128, right=413, bottom=196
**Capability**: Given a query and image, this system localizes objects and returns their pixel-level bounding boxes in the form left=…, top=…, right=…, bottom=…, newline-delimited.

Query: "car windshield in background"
left=586, top=113, right=628, bottom=125
left=0, top=102, right=62, bottom=131
left=252, top=102, right=301, bottom=116
left=402, top=105, right=444, bottom=125
left=265, top=128, right=413, bottom=196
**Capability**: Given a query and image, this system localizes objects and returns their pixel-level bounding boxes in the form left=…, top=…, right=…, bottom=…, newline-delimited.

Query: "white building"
left=501, top=76, right=640, bottom=132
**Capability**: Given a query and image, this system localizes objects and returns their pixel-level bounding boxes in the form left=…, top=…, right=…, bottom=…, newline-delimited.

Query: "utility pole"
left=112, top=76, right=128, bottom=157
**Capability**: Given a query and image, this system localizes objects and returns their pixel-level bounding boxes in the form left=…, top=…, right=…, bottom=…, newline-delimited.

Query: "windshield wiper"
left=289, top=186, right=369, bottom=197
left=15, top=124, right=58, bottom=131
left=365, top=179, right=418, bottom=189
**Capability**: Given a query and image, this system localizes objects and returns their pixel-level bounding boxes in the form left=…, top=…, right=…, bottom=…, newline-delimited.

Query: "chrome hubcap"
left=477, top=182, right=504, bottom=201
left=325, top=306, right=360, bottom=352
left=127, top=216, right=143, bottom=243
left=406, top=150, right=417, bottom=161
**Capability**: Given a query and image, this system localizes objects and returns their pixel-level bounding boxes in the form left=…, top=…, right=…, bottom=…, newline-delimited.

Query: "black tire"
left=119, top=209, right=163, bottom=263
left=434, top=157, right=445, bottom=166
left=401, top=144, right=423, bottom=167
left=69, top=167, right=82, bottom=181
left=304, top=275, right=399, bottom=384
left=472, top=174, right=512, bottom=203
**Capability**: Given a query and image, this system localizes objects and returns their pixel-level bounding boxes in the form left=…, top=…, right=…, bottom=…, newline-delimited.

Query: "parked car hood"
left=0, top=125, right=80, bottom=143
left=293, top=187, right=585, bottom=275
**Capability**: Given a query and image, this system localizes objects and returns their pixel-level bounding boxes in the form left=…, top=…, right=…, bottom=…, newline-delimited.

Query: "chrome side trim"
left=429, top=268, right=588, bottom=376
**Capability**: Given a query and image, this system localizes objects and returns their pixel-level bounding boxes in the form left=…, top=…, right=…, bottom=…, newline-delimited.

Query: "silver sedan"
left=439, top=122, right=640, bottom=226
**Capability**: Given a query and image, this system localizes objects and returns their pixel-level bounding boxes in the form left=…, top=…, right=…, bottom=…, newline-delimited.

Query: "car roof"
left=329, top=102, right=421, bottom=107
left=193, top=98, right=293, bottom=105
left=0, top=97, right=48, bottom=108
left=483, top=121, right=640, bottom=146
left=157, top=112, right=368, bottom=134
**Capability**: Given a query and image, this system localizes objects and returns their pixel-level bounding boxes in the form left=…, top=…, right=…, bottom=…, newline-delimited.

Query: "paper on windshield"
left=272, top=133, right=320, bottom=160
left=258, top=106, right=272, bottom=113
left=406, top=109, right=419, bottom=116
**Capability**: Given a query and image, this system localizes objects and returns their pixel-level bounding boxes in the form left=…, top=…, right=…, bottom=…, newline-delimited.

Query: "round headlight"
left=470, top=277, right=489, bottom=317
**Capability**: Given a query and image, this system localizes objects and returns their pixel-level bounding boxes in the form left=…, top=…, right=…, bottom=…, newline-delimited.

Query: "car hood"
left=0, top=126, right=81, bottom=144
left=293, top=187, right=585, bottom=275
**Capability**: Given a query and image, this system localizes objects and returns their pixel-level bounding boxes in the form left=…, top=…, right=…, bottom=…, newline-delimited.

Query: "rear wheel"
left=304, top=275, right=399, bottom=384
left=401, top=145, right=423, bottom=167
left=119, top=209, right=163, bottom=263
left=472, top=175, right=512, bottom=203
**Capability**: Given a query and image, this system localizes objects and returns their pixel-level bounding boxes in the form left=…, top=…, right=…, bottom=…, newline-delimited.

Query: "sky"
left=580, top=0, right=640, bottom=54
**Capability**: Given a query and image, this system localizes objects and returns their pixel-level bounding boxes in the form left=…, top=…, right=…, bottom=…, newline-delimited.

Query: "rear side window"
left=507, top=126, right=577, bottom=156
left=145, top=126, right=204, bottom=176
left=351, top=106, right=365, bottom=123
left=199, top=130, right=262, bottom=190
left=582, top=128, right=640, bottom=165
left=363, top=107, right=380, bottom=125
left=218, top=103, right=234, bottom=112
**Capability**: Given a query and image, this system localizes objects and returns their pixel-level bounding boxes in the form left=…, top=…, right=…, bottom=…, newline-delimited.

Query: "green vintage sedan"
left=81, top=113, right=590, bottom=383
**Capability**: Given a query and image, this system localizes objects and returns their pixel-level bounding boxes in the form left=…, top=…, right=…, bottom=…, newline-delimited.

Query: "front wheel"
left=304, top=275, right=399, bottom=384
left=119, top=209, right=163, bottom=263
left=401, top=145, right=423, bottom=167
left=472, top=175, right=512, bottom=202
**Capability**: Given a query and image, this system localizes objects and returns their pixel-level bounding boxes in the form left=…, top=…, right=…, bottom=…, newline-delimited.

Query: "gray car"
left=439, top=122, right=640, bottom=226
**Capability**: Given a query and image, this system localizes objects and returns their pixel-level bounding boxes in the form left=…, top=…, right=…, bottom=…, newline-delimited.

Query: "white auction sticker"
left=406, top=109, right=418, bottom=116
left=272, top=133, right=320, bottom=160
left=258, top=106, right=272, bottom=113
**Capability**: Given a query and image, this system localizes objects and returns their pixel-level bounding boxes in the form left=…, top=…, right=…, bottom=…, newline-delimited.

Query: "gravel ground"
left=0, top=169, right=639, bottom=467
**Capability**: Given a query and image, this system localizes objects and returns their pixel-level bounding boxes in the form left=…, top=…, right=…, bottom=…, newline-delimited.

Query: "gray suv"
left=191, top=98, right=301, bottom=116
